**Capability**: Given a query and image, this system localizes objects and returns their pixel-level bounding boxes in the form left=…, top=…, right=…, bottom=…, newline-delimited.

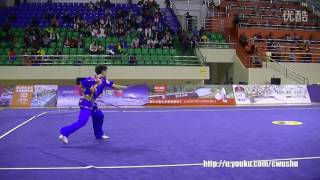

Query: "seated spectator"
left=200, top=34, right=208, bottom=42
left=120, top=38, right=128, bottom=49
left=115, top=43, right=122, bottom=54
left=97, top=28, right=106, bottom=38
left=47, top=27, right=59, bottom=40
left=42, top=33, right=51, bottom=48
left=78, top=37, right=84, bottom=48
left=91, top=26, right=98, bottom=37
left=97, top=43, right=105, bottom=54
left=106, top=43, right=116, bottom=55
left=89, top=42, right=98, bottom=54
left=37, top=48, right=46, bottom=56
left=88, top=1, right=95, bottom=10
left=8, top=48, right=16, bottom=63
left=131, top=38, right=140, bottom=48
left=251, top=55, right=261, bottom=65
left=64, top=38, right=71, bottom=48
left=145, top=27, right=152, bottom=38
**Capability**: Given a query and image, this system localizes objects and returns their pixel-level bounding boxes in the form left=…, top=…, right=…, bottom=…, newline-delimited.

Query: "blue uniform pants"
left=60, top=98, right=104, bottom=139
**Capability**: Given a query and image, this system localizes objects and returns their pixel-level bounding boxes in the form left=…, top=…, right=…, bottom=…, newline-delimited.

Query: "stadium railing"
left=0, top=55, right=202, bottom=66
left=238, top=23, right=320, bottom=30
left=196, top=42, right=236, bottom=49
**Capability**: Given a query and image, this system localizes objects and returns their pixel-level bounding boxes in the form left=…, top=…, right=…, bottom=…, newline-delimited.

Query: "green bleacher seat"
left=142, top=48, right=149, bottom=55
left=135, top=48, right=142, bottom=55
left=77, top=48, right=85, bottom=55
left=163, top=48, right=169, bottom=55
left=170, top=49, right=176, bottom=56
left=148, top=48, right=155, bottom=55
left=69, top=48, right=77, bottom=55
left=156, top=48, right=162, bottom=55
left=63, top=48, right=70, bottom=55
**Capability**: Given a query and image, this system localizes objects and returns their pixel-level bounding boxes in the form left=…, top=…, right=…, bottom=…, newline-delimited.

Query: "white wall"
left=0, top=65, right=209, bottom=81
left=199, top=48, right=235, bottom=63
left=248, top=67, right=299, bottom=85
left=232, top=53, right=249, bottom=84
left=248, top=62, right=320, bottom=85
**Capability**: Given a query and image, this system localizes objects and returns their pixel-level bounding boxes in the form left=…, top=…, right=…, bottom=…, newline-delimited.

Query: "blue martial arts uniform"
left=60, top=75, right=114, bottom=139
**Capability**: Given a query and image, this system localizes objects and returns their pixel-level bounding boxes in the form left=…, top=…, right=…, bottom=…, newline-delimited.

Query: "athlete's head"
left=95, top=64, right=108, bottom=77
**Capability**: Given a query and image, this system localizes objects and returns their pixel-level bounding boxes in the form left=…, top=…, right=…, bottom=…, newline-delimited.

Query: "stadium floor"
left=0, top=106, right=320, bottom=180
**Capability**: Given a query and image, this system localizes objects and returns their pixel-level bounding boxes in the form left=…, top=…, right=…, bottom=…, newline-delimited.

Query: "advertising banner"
left=233, top=85, right=311, bottom=105
left=32, top=85, right=58, bottom=107
left=0, top=86, right=14, bottom=107
left=96, top=85, right=149, bottom=106
left=57, top=85, right=149, bottom=107
left=11, top=85, right=34, bottom=107
left=148, top=85, right=236, bottom=105
left=57, top=86, right=82, bottom=107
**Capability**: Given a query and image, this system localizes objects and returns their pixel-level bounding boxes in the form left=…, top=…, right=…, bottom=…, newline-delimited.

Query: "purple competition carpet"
left=0, top=106, right=320, bottom=180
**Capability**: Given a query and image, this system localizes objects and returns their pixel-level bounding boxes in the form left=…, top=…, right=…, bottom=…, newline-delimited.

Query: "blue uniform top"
left=80, top=75, right=114, bottom=99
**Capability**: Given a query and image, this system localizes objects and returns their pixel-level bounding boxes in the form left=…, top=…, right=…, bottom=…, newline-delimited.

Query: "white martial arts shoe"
left=59, top=134, right=69, bottom=144
left=101, top=134, right=110, bottom=139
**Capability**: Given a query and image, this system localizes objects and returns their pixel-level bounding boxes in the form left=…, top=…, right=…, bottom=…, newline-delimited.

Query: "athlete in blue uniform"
left=59, top=65, right=127, bottom=144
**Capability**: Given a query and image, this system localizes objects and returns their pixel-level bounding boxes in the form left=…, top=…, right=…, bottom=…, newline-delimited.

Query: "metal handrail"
left=195, top=47, right=206, bottom=65
left=1, top=54, right=203, bottom=66
left=239, top=13, right=320, bottom=22
left=196, top=42, right=236, bottom=49
left=250, top=38, right=320, bottom=44
left=265, top=58, right=309, bottom=84
left=239, top=23, right=320, bottom=30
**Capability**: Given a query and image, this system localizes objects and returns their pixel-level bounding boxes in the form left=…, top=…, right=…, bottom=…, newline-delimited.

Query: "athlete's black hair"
left=95, top=64, right=108, bottom=74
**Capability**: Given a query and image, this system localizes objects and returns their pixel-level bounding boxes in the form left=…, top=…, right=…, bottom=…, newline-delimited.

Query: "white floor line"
left=0, top=156, right=319, bottom=170
left=0, top=111, right=47, bottom=140
left=101, top=107, right=320, bottom=113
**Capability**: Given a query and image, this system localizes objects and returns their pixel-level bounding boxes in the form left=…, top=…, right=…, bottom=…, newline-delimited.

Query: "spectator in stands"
left=251, top=54, right=260, bottom=65
left=131, top=38, right=140, bottom=48
left=8, top=48, right=16, bottom=63
left=47, top=27, right=59, bottom=41
left=64, top=38, right=71, bottom=48
left=88, top=1, right=95, bottom=10
left=89, top=42, right=98, bottom=54
left=120, top=38, right=128, bottom=49
left=115, top=43, right=122, bottom=54
left=106, top=43, right=116, bottom=55
left=37, top=47, right=46, bottom=56
left=185, top=12, right=192, bottom=32
left=78, top=36, right=84, bottom=48
left=97, top=28, right=106, bottom=39
left=97, top=43, right=105, bottom=54
left=42, top=33, right=51, bottom=48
